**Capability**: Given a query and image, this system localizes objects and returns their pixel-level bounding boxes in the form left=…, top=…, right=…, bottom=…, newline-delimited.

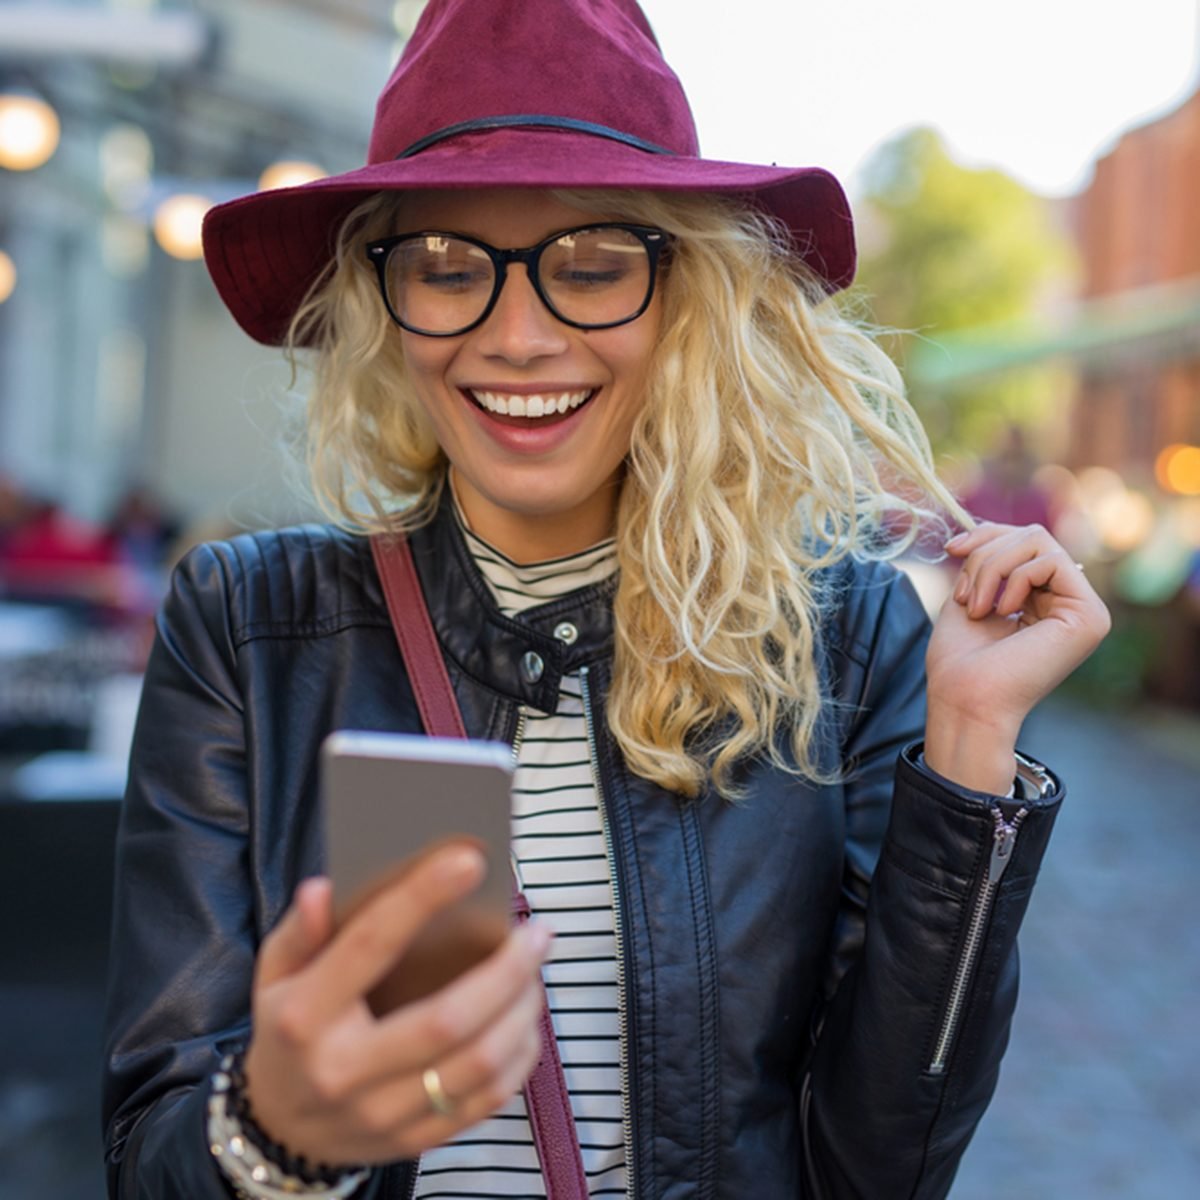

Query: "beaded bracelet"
left=207, top=1049, right=370, bottom=1200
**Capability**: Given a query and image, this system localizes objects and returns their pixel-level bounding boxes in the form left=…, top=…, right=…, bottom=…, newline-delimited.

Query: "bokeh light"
left=1093, top=486, right=1156, bottom=553
left=0, top=92, right=61, bottom=171
left=257, top=160, right=326, bottom=191
left=152, top=193, right=212, bottom=260
left=100, top=123, right=154, bottom=209
left=0, top=249, right=16, bottom=303
left=1155, top=443, right=1200, bottom=496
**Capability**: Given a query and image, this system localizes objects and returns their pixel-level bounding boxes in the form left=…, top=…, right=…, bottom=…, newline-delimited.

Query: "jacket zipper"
left=509, top=708, right=529, bottom=889
left=928, top=805, right=1028, bottom=1075
left=511, top=707, right=528, bottom=766
left=579, top=665, right=637, bottom=1200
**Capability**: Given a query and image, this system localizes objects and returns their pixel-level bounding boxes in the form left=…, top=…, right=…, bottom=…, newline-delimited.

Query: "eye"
left=393, top=238, right=492, bottom=291
left=417, top=265, right=491, bottom=291
left=543, top=228, right=646, bottom=292
left=552, top=263, right=627, bottom=289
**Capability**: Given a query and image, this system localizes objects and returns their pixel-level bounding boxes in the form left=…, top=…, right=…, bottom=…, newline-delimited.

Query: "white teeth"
left=469, top=389, right=592, bottom=418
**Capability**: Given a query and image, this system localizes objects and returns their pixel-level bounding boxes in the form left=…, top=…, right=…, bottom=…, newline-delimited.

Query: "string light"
left=1155, top=443, right=1200, bottom=496
left=0, top=92, right=61, bottom=171
left=0, top=249, right=16, bottom=303
left=258, top=160, right=326, bottom=191
left=153, top=193, right=212, bottom=260
left=1093, top=488, right=1155, bottom=553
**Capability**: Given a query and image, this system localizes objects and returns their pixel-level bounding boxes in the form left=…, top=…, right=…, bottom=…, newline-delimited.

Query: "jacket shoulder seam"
left=231, top=611, right=391, bottom=646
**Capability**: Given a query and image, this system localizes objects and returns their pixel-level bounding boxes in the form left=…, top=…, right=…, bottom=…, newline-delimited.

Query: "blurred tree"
left=850, top=127, right=1075, bottom=459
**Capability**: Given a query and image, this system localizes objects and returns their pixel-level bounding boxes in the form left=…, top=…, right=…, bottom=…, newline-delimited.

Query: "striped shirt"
left=413, top=516, right=627, bottom=1199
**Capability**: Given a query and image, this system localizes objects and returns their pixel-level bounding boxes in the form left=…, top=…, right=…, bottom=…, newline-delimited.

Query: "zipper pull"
left=988, top=807, right=1027, bottom=885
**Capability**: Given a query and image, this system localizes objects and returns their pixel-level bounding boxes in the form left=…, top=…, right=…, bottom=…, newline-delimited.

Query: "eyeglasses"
left=365, top=223, right=669, bottom=337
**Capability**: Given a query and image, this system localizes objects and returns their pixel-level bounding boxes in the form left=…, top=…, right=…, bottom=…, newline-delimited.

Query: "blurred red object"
left=0, top=501, right=151, bottom=615
left=962, top=425, right=1055, bottom=530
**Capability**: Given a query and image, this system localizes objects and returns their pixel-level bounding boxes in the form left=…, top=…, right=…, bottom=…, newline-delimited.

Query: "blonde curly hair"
left=289, top=188, right=966, bottom=798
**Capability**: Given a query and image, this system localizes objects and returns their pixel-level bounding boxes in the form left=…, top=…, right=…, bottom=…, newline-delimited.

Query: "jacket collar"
left=407, top=490, right=617, bottom=711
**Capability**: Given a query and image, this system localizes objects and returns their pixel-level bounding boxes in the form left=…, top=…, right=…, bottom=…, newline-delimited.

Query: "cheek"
left=605, top=327, right=658, bottom=408
left=618, top=301, right=661, bottom=381
left=398, top=336, right=458, bottom=412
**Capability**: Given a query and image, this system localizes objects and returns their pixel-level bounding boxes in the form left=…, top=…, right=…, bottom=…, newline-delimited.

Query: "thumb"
left=255, top=876, right=335, bottom=989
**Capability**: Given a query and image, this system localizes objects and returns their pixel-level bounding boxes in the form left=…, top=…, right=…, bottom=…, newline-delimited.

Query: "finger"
left=356, top=995, right=544, bottom=1161
left=944, top=521, right=1012, bottom=559
left=431, top=975, right=545, bottom=1101
left=411, top=1015, right=542, bottom=1142
left=295, top=843, right=487, bottom=1028
left=347, top=920, right=553, bottom=1088
left=959, top=529, right=1047, bottom=618
left=971, top=538, right=1092, bottom=621
left=348, top=972, right=545, bottom=1140
left=950, top=525, right=1026, bottom=607
left=256, top=877, right=336, bottom=989
left=992, top=553, right=1065, bottom=617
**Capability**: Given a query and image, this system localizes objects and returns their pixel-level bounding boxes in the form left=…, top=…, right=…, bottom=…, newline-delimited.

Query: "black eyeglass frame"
left=365, top=222, right=670, bottom=337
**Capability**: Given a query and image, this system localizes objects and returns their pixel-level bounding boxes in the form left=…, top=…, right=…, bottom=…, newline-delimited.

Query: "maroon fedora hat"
left=202, top=0, right=856, bottom=346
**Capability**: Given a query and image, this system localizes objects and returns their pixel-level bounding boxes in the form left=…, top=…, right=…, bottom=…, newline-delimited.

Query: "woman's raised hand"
left=242, top=844, right=552, bottom=1166
left=924, top=522, right=1111, bottom=794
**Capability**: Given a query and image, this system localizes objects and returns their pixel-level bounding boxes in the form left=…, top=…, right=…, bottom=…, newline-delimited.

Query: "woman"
left=101, top=2, right=1110, bottom=1198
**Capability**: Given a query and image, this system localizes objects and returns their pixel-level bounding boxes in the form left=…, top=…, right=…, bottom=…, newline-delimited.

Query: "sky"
left=640, top=0, right=1199, bottom=197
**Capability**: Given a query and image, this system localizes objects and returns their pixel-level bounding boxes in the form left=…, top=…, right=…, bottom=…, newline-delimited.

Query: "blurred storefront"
left=905, top=84, right=1200, bottom=709
left=0, top=0, right=420, bottom=531
left=0, top=2, right=424, bottom=769
left=1068, top=89, right=1200, bottom=705
left=1, top=8, right=423, bottom=1196
left=1071, top=87, right=1200, bottom=474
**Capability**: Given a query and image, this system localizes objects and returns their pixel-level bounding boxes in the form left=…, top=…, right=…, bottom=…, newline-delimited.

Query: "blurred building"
left=894, top=82, right=1200, bottom=708
left=0, top=1, right=421, bottom=530
left=1066, top=87, right=1200, bottom=706
left=1069, top=87, right=1200, bottom=473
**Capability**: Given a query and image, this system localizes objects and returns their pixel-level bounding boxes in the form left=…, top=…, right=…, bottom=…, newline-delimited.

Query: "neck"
left=450, top=470, right=619, bottom=563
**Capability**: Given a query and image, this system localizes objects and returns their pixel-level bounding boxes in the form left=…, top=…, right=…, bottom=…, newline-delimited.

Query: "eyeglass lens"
left=384, top=227, right=653, bottom=334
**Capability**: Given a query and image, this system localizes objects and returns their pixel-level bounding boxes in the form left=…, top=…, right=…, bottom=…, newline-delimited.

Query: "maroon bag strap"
left=370, top=533, right=590, bottom=1200
left=371, top=534, right=468, bottom=740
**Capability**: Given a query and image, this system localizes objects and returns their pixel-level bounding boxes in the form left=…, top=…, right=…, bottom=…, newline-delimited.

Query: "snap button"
left=553, top=621, right=579, bottom=645
left=520, top=651, right=545, bottom=684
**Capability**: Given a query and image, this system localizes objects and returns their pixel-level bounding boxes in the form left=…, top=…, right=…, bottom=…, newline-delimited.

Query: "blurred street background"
left=2, top=1, right=1198, bottom=1197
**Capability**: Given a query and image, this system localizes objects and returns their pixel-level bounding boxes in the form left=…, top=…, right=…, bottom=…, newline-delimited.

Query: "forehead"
left=398, top=188, right=619, bottom=244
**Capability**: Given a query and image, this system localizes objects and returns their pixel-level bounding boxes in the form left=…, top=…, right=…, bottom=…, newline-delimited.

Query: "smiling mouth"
left=466, top=388, right=596, bottom=419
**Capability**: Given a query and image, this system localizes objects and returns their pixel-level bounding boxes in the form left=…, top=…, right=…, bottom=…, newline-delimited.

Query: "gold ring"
left=422, top=1066, right=455, bottom=1117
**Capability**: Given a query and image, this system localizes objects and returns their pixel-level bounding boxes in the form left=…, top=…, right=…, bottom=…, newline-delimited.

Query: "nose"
left=473, top=264, right=569, bottom=365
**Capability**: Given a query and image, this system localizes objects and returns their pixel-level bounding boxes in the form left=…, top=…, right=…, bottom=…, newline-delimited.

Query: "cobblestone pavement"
left=952, top=702, right=1200, bottom=1198
left=2, top=701, right=1196, bottom=1198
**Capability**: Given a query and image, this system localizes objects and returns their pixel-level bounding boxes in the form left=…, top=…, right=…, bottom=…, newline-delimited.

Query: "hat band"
left=395, top=114, right=675, bottom=160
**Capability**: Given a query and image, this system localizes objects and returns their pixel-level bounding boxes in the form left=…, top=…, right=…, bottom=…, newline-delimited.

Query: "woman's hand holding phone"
left=242, top=843, right=553, bottom=1166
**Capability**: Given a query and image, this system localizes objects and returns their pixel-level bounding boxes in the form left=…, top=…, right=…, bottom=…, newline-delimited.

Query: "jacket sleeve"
left=801, top=562, right=1063, bottom=1199
left=100, top=546, right=384, bottom=1199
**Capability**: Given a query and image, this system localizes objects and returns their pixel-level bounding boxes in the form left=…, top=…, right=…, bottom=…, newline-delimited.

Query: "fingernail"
left=946, top=531, right=968, bottom=548
left=954, top=573, right=969, bottom=602
left=435, top=843, right=485, bottom=881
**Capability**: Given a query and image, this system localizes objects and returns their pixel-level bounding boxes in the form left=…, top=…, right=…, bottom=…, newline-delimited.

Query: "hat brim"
left=202, top=128, right=856, bottom=346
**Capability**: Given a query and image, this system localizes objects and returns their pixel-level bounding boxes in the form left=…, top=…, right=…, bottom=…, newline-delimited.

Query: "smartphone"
left=321, top=730, right=514, bottom=1014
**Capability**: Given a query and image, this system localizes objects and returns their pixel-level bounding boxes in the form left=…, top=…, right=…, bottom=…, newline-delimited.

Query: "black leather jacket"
left=102, top=498, right=1062, bottom=1199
